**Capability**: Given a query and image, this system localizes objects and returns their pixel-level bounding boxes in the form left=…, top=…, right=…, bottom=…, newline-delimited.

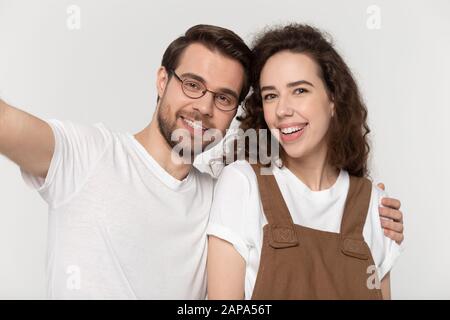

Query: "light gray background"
left=0, top=0, right=449, bottom=299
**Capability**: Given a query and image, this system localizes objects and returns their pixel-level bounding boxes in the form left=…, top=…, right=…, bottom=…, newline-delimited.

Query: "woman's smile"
left=278, top=123, right=308, bottom=143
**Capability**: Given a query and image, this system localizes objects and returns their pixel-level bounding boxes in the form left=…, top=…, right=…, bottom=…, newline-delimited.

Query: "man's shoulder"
left=191, top=165, right=215, bottom=185
left=46, top=119, right=117, bottom=144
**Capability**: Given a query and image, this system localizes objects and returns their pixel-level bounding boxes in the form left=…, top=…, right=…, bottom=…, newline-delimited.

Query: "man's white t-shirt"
left=22, top=120, right=214, bottom=299
left=206, top=160, right=403, bottom=300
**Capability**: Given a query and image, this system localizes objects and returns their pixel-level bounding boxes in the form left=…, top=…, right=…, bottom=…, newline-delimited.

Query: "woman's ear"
left=156, top=67, right=169, bottom=99
left=326, top=91, right=335, bottom=117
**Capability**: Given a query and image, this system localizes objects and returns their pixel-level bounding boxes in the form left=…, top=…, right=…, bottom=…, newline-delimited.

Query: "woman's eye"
left=263, top=94, right=277, bottom=101
left=294, top=88, right=308, bottom=95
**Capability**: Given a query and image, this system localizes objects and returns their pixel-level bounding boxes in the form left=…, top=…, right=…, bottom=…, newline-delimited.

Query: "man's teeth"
left=280, top=126, right=304, bottom=134
left=183, top=118, right=205, bottom=130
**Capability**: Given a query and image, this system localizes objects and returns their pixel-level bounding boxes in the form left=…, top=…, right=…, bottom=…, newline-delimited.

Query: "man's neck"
left=134, top=118, right=192, bottom=181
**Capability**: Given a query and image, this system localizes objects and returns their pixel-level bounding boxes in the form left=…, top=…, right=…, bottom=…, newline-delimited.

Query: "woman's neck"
left=283, top=147, right=339, bottom=191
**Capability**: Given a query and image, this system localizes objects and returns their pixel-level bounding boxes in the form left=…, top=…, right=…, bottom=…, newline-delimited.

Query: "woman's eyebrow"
left=261, top=85, right=276, bottom=92
left=287, top=80, right=314, bottom=88
left=261, top=80, right=315, bottom=92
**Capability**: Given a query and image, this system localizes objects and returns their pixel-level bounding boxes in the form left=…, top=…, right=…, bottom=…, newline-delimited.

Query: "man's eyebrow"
left=219, top=88, right=239, bottom=100
left=180, top=72, right=239, bottom=100
left=180, top=72, right=206, bottom=83
left=261, top=80, right=315, bottom=92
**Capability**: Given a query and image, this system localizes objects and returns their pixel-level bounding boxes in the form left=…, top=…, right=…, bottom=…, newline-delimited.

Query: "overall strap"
left=250, top=164, right=299, bottom=248
left=340, top=176, right=373, bottom=260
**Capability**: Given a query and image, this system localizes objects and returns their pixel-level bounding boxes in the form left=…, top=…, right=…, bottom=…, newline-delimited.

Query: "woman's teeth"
left=281, top=126, right=304, bottom=134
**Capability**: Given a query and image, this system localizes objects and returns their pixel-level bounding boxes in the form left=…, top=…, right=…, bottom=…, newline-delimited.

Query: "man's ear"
left=156, top=67, right=169, bottom=99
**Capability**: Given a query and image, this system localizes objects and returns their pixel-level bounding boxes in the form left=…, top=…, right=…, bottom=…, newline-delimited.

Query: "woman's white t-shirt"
left=206, top=160, right=403, bottom=300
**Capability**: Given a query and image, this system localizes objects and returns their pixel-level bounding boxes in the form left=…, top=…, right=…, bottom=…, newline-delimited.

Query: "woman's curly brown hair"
left=237, top=23, right=371, bottom=177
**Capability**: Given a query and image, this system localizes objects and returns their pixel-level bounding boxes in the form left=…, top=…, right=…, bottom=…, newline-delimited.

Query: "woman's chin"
left=281, top=144, right=307, bottom=161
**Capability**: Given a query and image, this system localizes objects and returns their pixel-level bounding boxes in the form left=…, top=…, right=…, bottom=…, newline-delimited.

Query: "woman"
left=206, top=24, right=403, bottom=299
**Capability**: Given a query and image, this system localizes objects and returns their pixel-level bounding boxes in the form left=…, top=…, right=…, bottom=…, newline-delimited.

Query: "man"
left=0, top=24, right=404, bottom=299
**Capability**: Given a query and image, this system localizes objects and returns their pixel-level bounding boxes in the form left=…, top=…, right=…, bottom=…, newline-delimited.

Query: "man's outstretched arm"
left=0, top=99, right=54, bottom=178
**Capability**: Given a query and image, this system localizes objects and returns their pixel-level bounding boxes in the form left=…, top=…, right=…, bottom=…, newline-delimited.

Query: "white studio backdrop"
left=0, top=0, right=449, bottom=299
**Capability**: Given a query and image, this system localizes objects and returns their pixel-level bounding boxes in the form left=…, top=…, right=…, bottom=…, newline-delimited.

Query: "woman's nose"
left=275, top=97, right=294, bottom=118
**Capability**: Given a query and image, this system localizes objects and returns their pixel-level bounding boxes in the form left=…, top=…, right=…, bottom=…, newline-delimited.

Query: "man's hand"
left=377, top=183, right=404, bottom=245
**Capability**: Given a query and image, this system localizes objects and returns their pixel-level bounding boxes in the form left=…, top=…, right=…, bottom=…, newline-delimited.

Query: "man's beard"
left=157, top=104, right=179, bottom=150
left=156, top=100, right=213, bottom=162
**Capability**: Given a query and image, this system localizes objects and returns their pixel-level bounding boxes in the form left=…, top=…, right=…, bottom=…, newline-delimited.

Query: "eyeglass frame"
left=169, top=69, right=240, bottom=112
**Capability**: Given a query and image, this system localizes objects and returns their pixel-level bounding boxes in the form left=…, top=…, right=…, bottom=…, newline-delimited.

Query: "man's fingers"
left=384, top=229, right=404, bottom=245
left=381, top=197, right=401, bottom=210
left=379, top=196, right=405, bottom=246
left=381, top=219, right=404, bottom=233
left=377, top=182, right=385, bottom=191
left=379, top=206, right=403, bottom=222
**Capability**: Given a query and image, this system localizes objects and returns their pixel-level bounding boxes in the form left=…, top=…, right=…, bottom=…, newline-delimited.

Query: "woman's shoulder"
left=220, top=160, right=259, bottom=182
left=347, top=174, right=385, bottom=201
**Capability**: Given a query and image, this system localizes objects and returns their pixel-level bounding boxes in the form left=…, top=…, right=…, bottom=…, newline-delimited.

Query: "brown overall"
left=250, top=165, right=383, bottom=300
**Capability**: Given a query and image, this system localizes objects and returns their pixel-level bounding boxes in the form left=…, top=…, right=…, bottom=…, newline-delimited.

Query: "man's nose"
left=193, top=92, right=214, bottom=117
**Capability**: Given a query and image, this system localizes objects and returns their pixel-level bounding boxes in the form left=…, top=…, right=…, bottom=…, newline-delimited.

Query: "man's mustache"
left=178, top=112, right=214, bottom=129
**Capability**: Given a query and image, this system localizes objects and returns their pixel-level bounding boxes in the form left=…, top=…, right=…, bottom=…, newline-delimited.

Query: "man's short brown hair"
left=161, top=24, right=252, bottom=104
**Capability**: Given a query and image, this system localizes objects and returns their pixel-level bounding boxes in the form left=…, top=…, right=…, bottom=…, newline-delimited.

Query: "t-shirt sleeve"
left=21, top=119, right=112, bottom=207
left=206, top=162, right=252, bottom=263
left=363, top=185, right=404, bottom=281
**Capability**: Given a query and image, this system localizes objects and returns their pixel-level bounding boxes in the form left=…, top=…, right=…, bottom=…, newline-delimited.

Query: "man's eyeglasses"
left=170, top=69, right=239, bottom=112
